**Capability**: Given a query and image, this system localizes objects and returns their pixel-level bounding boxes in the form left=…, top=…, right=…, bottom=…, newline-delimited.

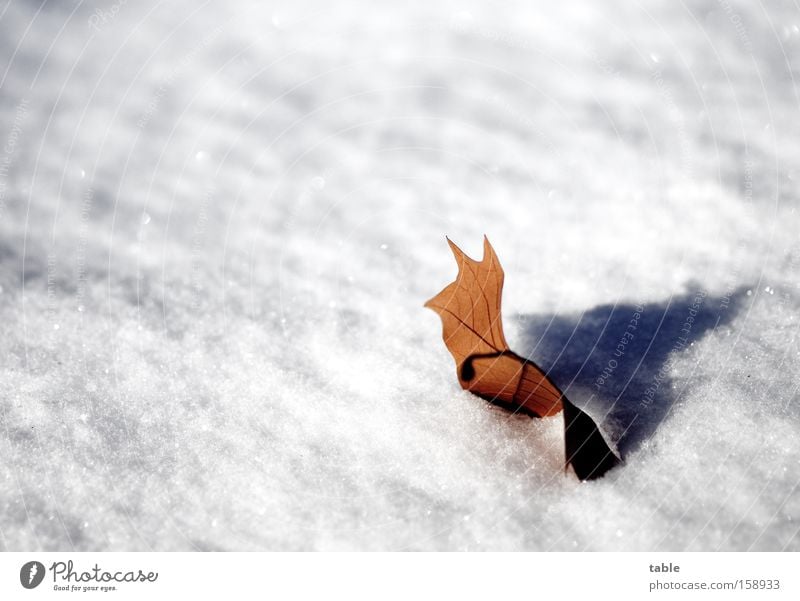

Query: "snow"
left=0, top=0, right=799, bottom=551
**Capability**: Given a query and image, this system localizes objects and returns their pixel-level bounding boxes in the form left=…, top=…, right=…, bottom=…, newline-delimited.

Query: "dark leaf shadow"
left=515, top=285, right=749, bottom=456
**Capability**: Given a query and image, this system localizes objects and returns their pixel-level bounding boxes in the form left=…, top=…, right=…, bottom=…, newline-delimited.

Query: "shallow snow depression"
left=0, top=0, right=798, bottom=551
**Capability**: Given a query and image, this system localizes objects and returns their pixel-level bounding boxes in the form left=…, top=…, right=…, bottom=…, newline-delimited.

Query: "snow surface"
left=1, top=0, right=799, bottom=551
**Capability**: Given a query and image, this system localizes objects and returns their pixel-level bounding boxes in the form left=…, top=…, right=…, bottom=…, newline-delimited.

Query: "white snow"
left=0, top=0, right=798, bottom=550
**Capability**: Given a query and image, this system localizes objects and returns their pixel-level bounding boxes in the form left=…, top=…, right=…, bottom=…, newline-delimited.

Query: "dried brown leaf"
left=425, top=236, right=621, bottom=480
left=424, top=236, right=563, bottom=418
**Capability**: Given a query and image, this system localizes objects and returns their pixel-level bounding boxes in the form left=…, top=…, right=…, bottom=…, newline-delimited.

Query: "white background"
left=0, top=552, right=797, bottom=600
